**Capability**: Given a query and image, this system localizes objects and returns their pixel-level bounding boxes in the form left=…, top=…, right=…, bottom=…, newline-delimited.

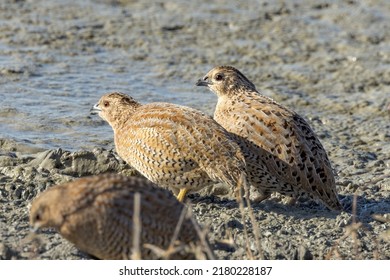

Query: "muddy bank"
left=0, top=139, right=388, bottom=260
left=0, top=0, right=389, bottom=259
left=0, top=138, right=390, bottom=259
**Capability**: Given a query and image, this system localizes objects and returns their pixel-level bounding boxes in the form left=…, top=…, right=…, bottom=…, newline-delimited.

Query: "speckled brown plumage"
left=29, top=174, right=202, bottom=259
left=91, top=92, right=247, bottom=201
left=197, top=66, right=342, bottom=210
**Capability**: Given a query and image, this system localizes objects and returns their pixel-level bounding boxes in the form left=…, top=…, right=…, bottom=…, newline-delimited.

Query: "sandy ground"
left=0, top=0, right=389, bottom=259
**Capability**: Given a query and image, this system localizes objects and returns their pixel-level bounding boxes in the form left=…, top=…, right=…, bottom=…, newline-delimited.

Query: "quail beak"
left=30, top=223, right=40, bottom=234
left=195, top=77, right=211, bottom=87
left=90, top=103, right=101, bottom=115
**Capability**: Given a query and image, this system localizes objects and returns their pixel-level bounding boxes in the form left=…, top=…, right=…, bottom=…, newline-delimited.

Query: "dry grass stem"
left=235, top=174, right=253, bottom=259
left=189, top=212, right=215, bottom=260
left=242, top=175, right=264, bottom=259
left=143, top=205, right=189, bottom=259
left=168, top=205, right=188, bottom=250
left=130, top=192, right=141, bottom=260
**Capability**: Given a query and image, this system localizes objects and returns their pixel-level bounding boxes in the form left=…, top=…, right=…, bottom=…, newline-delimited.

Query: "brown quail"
left=29, top=173, right=207, bottom=259
left=196, top=66, right=342, bottom=210
left=91, top=92, right=248, bottom=202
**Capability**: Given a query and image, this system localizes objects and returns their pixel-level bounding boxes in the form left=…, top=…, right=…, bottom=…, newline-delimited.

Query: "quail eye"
left=103, top=101, right=110, bottom=107
left=35, top=213, right=41, bottom=221
left=215, top=73, right=223, bottom=81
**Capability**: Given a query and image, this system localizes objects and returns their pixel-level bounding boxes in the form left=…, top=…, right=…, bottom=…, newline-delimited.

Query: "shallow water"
left=0, top=0, right=389, bottom=153
left=0, top=0, right=223, bottom=151
left=0, top=48, right=215, bottom=151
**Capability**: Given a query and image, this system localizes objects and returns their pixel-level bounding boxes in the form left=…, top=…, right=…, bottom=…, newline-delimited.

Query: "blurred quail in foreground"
left=30, top=174, right=208, bottom=259
left=197, top=66, right=342, bottom=210
left=91, top=92, right=248, bottom=202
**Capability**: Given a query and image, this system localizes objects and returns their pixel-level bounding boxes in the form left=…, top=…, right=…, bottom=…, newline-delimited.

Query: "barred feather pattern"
left=94, top=92, right=247, bottom=198
left=198, top=66, right=342, bottom=210
left=29, top=174, right=200, bottom=259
